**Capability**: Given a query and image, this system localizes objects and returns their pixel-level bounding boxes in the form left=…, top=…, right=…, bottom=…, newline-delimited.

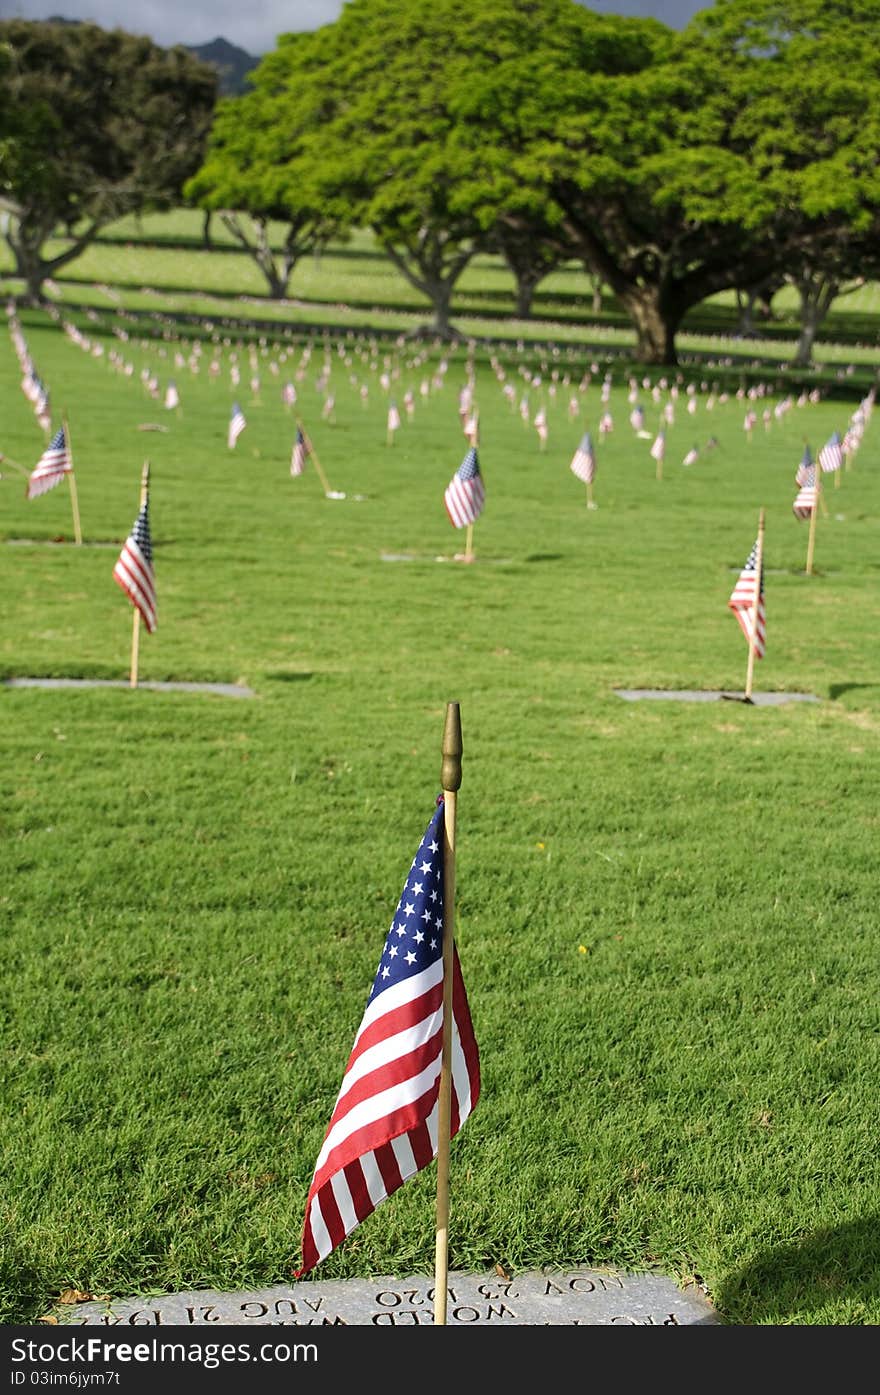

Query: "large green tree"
left=672, top=0, right=880, bottom=365
left=280, top=0, right=493, bottom=339
left=184, top=34, right=349, bottom=300
left=0, top=20, right=217, bottom=304
left=451, top=0, right=880, bottom=363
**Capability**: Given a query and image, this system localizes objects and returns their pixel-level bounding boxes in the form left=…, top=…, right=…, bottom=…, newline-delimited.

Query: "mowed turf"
left=2, top=290, right=880, bottom=1327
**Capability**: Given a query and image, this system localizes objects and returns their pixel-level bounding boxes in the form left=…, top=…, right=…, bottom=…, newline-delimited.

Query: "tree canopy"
left=183, top=31, right=350, bottom=299
left=8, top=2, right=880, bottom=362
left=0, top=20, right=217, bottom=303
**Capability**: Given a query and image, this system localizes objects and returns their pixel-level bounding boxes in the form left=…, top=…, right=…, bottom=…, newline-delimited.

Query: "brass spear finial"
left=441, top=701, right=462, bottom=792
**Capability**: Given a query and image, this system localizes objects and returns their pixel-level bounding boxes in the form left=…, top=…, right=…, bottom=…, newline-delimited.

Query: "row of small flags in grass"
left=6, top=298, right=875, bottom=635
left=33, top=295, right=847, bottom=440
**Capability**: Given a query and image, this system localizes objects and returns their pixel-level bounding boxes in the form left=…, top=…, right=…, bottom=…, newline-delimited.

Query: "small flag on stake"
left=444, top=446, right=485, bottom=530
left=569, top=431, right=596, bottom=485
left=291, top=426, right=308, bottom=477
left=113, top=479, right=156, bottom=635
left=228, top=402, right=246, bottom=449
left=27, top=426, right=70, bottom=500
left=728, top=509, right=766, bottom=702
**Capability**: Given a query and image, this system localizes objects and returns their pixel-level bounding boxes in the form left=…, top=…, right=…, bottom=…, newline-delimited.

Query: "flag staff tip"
left=441, top=701, right=462, bottom=791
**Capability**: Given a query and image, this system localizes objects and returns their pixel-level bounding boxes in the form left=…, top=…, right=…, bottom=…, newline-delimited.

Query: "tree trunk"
left=10, top=240, right=47, bottom=306
left=736, top=288, right=756, bottom=336
left=221, top=212, right=293, bottom=299
left=514, top=271, right=538, bottom=319
left=427, top=277, right=455, bottom=337
left=381, top=239, right=467, bottom=340
left=619, top=287, right=682, bottom=365
left=202, top=210, right=213, bottom=249
left=791, top=278, right=837, bottom=369
left=793, top=314, right=818, bottom=369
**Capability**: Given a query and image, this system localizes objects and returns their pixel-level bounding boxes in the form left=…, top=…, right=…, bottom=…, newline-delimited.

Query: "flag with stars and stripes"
left=291, top=426, right=308, bottom=477
left=444, top=447, right=485, bottom=529
left=27, top=426, right=70, bottom=500
left=570, top=430, right=596, bottom=484
left=296, top=798, right=480, bottom=1277
left=818, top=430, right=843, bottom=473
left=113, top=496, right=156, bottom=632
left=650, top=428, right=666, bottom=461
left=228, top=402, right=246, bottom=449
left=795, top=445, right=814, bottom=487
left=728, top=536, right=765, bottom=658
left=792, top=463, right=817, bottom=520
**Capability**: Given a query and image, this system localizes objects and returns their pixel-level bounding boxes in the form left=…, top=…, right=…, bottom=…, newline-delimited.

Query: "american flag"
left=728, top=537, right=765, bottom=657
left=291, top=426, right=308, bottom=476
left=818, top=431, right=843, bottom=473
left=444, top=447, right=485, bottom=528
left=164, top=380, right=180, bottom=410
left=650, top=429, right=665, bottom=461
left=228, top=402, right=246, bottom=449
left=27, top=426, right=70, bottom=500
left=296, top=798, right=480, bottom=1277
left=570, top=431, right=596, bottom=483
left=795, top=445, right=814, bottom=486
left=387, top=401, right=401, bottom=433
left=682, top=445, right=699, bottom=466
left=792, top=463, right=817, bottom=519
left=113, top=497, right=156, bottom=632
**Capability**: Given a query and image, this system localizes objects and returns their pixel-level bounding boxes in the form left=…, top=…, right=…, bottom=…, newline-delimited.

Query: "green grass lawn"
left=1, top=253, right=880, bottom=1327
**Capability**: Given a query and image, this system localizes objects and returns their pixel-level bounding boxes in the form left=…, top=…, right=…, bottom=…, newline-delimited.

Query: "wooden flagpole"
left=805, top=468, right=821, bottom=576
left=434, top=700, right=462, bottom=1326
left=63, top=414, right=83, bottom=546
left=129, top=460, right=150, bottom=689
left=744, top=506, right=765, bottom=703
left=296, top=417, right=333, bottom=495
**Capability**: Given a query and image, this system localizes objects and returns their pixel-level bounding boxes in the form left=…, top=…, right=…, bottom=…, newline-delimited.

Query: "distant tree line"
left=2, top=0, right=879, bottom=366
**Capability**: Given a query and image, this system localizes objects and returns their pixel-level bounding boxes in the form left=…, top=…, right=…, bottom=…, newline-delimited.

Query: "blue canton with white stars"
left=131, top=502, right=154, bottom=566
left=368, top=801, right=445, bottom=1004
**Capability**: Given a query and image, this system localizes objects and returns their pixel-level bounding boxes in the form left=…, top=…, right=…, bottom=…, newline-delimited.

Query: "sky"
left=0, top=0, right=714, bottom=56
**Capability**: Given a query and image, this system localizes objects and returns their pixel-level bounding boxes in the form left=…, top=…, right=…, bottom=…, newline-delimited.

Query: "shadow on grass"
left=524, top=553, right=565, bottom=563
left=828, top=682, right=879, bottom=700
left=263, top=670, right=314, bottom=682
left=715, top=1216, right=880, bottom=1323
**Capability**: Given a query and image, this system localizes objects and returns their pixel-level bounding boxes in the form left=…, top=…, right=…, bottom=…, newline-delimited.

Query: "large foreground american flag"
left=296, top=798, right=480, bottom=1276
left=27, top=426, right=70, bottom=500
left=728, top=536, right=765, bottom=658
left=113, top=497, right=156, bottom=632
